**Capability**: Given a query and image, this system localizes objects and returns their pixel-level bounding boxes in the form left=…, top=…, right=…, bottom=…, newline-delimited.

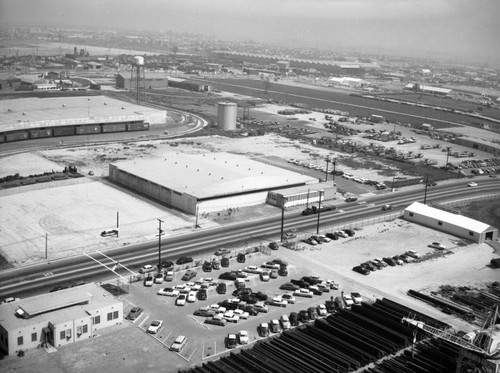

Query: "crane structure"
left=402, top=306, right=500, bottom=373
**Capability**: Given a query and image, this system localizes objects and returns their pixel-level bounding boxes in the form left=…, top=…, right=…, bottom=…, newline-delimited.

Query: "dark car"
left=278, top=267, right=288, bottom=276
left=240, top=293, right=257, bottom=304
left=382, top=257, right=397, bottom=266
left=176, top=256, right=193, bottom=265
left=345, top=197, right=358, bottom=202
left=181, top=270, right=197, bottom=281
left=361, top=262, right=378, bottom=271
left=271, top=259, right=289, bottom=266
left=233, top=288, right=252, bottom=297
left=216, top=282, right=227, bottom=294
left=127, top=306, right=144, bottom=320
left=221, top=257, right=230, bottom=267
left=197, top=288, right=207, bottom=301
left=289, top=312, right=299, bottom=326
left=268, top=242, right=279, bottom=250
left=226, top=334, right=238, bottom=349
left=244, top=305, right=259, bottom=316
left=290, top=279, right=311, bottom=288
left=219, top=271, right=237, bottom=281
left=252, top=291, right=268, bottom=301
left=161, top=260, right=174, bottom=269
left=352, top=266, right=370, bottom=275
left=298, top=310, right=310, bottom=323
left=202, top=261, right=213, bottom=272
left=325, top=300, right=336, bottom=313
left=100, top=229, right=118, bottom=237
left=237, top=253, right=246, bottom=263
left=325, top=232, right=339, bottom=240
left=344, top=229, right=355, bottom=237
left=301, top=276, right=322, bottom=285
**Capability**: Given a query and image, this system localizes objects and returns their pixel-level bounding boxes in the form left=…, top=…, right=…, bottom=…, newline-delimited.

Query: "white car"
left=405, top=250, right=421, bottom=259
left=238, top=330, right=249, bottom=344
left=187, top=291, right=197, bottom=303
left=267, top=296, right=288, bottom=307
left=335, top=230, right=349, bottom=238
left=429, top=242, right=447, bottom=250
left=157, top=287, right=179, bottom=297
left=244, top=265, right=263, bottom=274
left=139, top=264, right=155, bottom=274
left=467, top=182, right=478, bottom=187
left=294, top=288, right=313, bottom=298
left=317, top=304, right=327, bottom=316
left=343, top=294, right=354, bottom=307
left=170, top=335, right=187, bottom=352
left=281, top=293, right=296, bottom=304
left=176, top=294, right=187, bottom=306
left=260, top=271, right=270, bottom=282
left=233, top=309, right=250, bottom=319
left=351, top=292, right=363, bottom=304
left=147, top=320, right=163, bottom=334
left=317, top=234, right=331, bottom=243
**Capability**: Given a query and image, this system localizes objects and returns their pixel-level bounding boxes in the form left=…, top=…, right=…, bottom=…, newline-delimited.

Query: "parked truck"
left=302, top=204, right=336, bottom=216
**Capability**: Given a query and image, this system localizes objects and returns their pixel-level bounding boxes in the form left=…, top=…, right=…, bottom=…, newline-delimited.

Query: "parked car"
left=221, top=257, right=230, bottom=267
left=405, top=250, right=421, bottom=259
left=176, top=256, right=193, bottom=265
left=216, top=282, right=227, bottom=294
left=280, top=282, right=299, bottom=291
left=270, top=319, right=282, bottom=333
left=139, top=264, right=155, bottom=274
left=334, top=230, right=348, bottom=238
left=317, top=304, right=327, bottom=316
left=392, top=256, right=404, bottom=265
left=176, top=294, right=187, bottom=306
left=157, top=287, right=179, bottom=297
left=278, top=266, right=288, bottom=276
left=429, top=242, right=447, bottom=250
left=345, top=197, right=358, bottom=202
left=282, top=232, right=297, bottom=240
left=194, top=307, right=216, bottom=317
left=127, top=307, right=143, bottom=320
left=467, top=182, right=478, bottom=187
left=244, top=265, right=263, bottom=274
left=303, top=237, right=318, bottom=246
left=294, top=288, right=313, bottom=298
left=298, top=310, right=310, bottom=323
left=260, top=271, right=270, bottom=282
left=143, top=276, right=154, bottom=287
left=219, top=271, right=237, bottom=280
left=325, top=232, right=339, bottom=240
left=182, top=270, right=197, bottom=281
left=154, top=273, right=164, bottom=284
left=202, top=261, right=213, bottom=272
left=204, top=317, right=227, bottom=327
left=382, top=204, right=393, bottom=211
left=254, top=302, right=269, bottom=313
left=344, top=229, right=355, bottom=237
left=382, top=257, right=397, bottom=266
left=237, top=253, right=246, bottom=263
left=352, top=266, right=370, bottom=275
left=161, top=260, right=174, bottom=269
left=269, top=241, right=279, bottom=250
left=238, top=330, right=249, bottom=344
left=343, top=294, right=354, bottom=307
left=269, top=269, right=279, bottom=279
left=289, top=312, right=299, bottom=326
left=351, top=292, right=363, bottom=304
left=170, top=335, right=187, bottom=352
left=266, top=296, right=288, bottom=307
left=258, top=322, right=270, bottom=337
left=282, top=293, right=296, bottom=304
left=147, top=320, right=163, bottom=334
left=226, top=333, right=238, bottom=349
left=164, top=271, right=174, bottom=282
left=280, top=314, right=291, bottom=330
left=187, top=291, right=197, bottom=303
left=212, top=259, right=221, bottom=270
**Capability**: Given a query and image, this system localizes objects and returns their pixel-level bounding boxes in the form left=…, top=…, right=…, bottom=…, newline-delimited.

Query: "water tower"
left=217, top=102, right=237, bottom=130
left=130, top=56, right=145, bottom=102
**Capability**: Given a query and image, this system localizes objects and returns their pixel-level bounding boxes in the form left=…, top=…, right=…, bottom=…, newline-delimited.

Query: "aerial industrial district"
left=1, top=32, right=500, bottom=373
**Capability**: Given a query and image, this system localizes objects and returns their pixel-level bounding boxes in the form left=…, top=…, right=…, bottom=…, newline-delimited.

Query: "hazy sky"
left=1, top=0, right=499, bottom=65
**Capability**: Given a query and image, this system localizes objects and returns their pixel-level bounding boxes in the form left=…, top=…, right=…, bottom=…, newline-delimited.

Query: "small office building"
left=0, top=283, right=123, bottom=356
left=404, top=202, right=498, bottom=243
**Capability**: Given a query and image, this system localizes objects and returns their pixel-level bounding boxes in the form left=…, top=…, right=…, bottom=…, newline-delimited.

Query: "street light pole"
left=324, top=158, right=330, bottom=182
left=316, top=190, right=324, bottom=234
left=157, top=218, right=164, bottom=271
left=332, top=160, right=336, bottom=183
left=280, top=197, right=287, bottom=242
left=446, top=147, right=452, bottom=169
left=424, top=174, right=429, bottom=204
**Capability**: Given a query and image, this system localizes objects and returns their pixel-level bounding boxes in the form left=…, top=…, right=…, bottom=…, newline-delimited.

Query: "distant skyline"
left=1, top=0, right=499, bottom=67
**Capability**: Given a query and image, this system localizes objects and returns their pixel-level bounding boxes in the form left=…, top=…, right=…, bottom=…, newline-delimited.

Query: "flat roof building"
left=0, top=283, right=123, bottom=356
left=404, top=202, right=498, bottom=243
left=109, top=152, right=319, bottom=214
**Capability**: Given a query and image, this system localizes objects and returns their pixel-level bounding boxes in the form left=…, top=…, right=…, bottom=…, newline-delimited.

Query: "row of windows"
left=17, top=332, right=39, bottom=346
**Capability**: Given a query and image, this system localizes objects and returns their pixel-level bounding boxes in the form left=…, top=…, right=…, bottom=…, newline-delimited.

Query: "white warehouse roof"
left=111, top=152, right=317, bottom=200
left=405, top=202, right=492, bottom=233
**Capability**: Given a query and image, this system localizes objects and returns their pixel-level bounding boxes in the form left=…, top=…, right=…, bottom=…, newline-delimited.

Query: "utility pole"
left=195, top=204, right=200, bottom=228
left=157, top=218, right=164, bottom=271
left=306, top=189, right=310, bottom=209
left=280, top=197, right=287, bottom=242
left=324, top=158, right=330, bottom=182
left=316, top=190, right=324, bottom=234
left=446, top=147, right=452, bottom=169
left=424, top=174, right=429, bottom=204
left=332, top=159, right=337, bottom=183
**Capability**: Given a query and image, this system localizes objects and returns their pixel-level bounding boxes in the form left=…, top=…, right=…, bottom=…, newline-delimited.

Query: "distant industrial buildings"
left=109, top=152, right=332, bottom=214
left=454, top=137, right=500, bottom=156
left=115, top=73, right=211, bottom=92
left=0, top=283, right=123, bottom=356
left=404, top=202, right=498, bottom=244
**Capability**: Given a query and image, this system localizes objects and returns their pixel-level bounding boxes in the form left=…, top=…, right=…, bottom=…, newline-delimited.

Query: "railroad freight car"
left=101, top=123, right=127, bottom=133
left=52, top=126, right=76, bottom=137
left=126, top=122, right=150, bottom=131
left=5, top=131, right=29, bottom=142
left=29, top=128, right=53, bottom=139
left=75, top=125, right=102, bottom=135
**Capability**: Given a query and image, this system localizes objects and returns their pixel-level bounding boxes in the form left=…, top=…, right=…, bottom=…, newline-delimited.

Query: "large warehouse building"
left=404, top=202, right=498, bottom=243
left=0, top=283, right=123, bottom=356
left=109, top=152, right=320, bottom=214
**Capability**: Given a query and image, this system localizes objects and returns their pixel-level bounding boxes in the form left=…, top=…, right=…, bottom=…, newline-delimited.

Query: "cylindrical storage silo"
left=217, top=102, right=237, bottom=130
left=134, top=56, right=144, bottom=66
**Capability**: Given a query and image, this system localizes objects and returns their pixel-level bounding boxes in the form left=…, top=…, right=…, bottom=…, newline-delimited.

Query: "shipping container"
left=53, top=126, right=76, bottom=137
left=127, top=122, right=150, bottom=131
left=29, top=128, right=53, bottom=139
left=0, top=134, right=5, bottom=143
left=5, top=131, right=29, bottom=142
left=101, top=123, right=127, bottom=133
left=75, top=125, right=101, bottom=135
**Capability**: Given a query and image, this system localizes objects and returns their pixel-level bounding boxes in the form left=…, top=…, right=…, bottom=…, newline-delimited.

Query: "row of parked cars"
left=342, top=173, right=387, bottom=190
left=352, top=250, right=422, bottom=275
left=302, top=229, right=355, bottom=246
left=288, top=158, right=344, bottom=176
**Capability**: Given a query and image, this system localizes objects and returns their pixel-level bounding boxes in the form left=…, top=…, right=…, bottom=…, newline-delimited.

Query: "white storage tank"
left=133, top=56, right=144, bottom=66
left=217, top=102, right=237, bottom=130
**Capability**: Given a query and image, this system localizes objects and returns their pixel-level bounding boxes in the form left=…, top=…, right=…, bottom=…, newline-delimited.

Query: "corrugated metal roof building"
left=0, top=283, right=123, bottom=356
left=404, top=202, right=498, bottom=243
left=109, top=152, right=319, bottom=214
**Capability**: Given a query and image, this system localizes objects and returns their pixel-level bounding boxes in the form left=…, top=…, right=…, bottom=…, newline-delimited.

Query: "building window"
left=438, top=221, right=443, bottom=226
left=469, top=231, right=474, bottom=236
left=113, top=311, right=119, bottom=319
left=82, top=325, right=88, bottom=334
left=409, top=212, right=414, bottom=217
left=31, top=333, right=37, bottom=342
left=76, top=326, right=82, bottom=336
left=107, top=312, right=113, bottom=321
left=60, top=331, right=65, bottom=340
left=17, top=336, right=23, bottom=346
left=93, top=316, right=100, bottom=325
